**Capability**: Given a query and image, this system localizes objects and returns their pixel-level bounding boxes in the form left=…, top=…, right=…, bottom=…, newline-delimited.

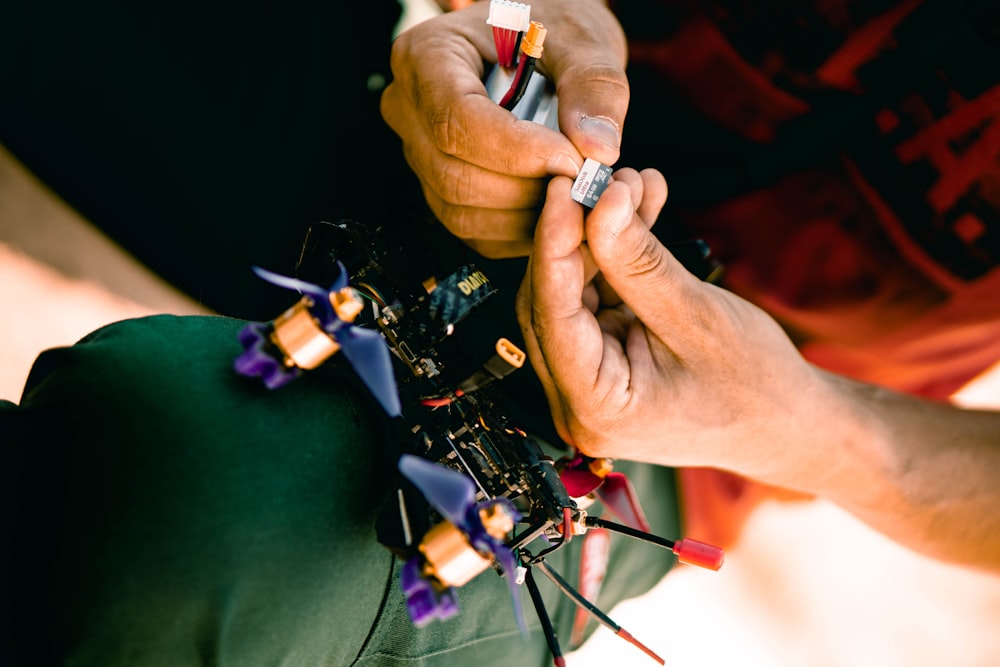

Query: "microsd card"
left=570, top=158, right=613, bottom=208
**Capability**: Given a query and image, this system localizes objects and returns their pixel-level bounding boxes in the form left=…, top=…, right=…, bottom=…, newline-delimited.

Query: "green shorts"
left=3, top=315, right=680, bottom=666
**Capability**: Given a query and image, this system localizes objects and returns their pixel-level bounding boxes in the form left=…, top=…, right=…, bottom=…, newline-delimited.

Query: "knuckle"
left=443, top=205, right=477, bottom=240
left=427, top=99, right=460, bottom=156
left=436, top=203, right=487, bottom=245
left=438, top=158, right=478, bottom=207
left=378, top=84, right=402, bottom=128
left=400, top=142, right=428, bottom=186
left=623, top=234, right=668, bottom=279
left=568, top=61, right=629, bottom=100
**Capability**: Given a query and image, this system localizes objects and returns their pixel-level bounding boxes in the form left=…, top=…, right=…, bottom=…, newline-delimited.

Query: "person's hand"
left=381, top=0, right=628, bottom=257
left=516, top=170, right=836, bottom=485
left=518, top=174, right=1000, bottom=571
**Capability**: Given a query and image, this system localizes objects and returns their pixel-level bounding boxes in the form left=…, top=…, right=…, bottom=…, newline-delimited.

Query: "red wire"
left=419, top=389, right=464, bottom=408
left=420, top=397, right=452, bottom=408
left=498, top=54, right=533, bottom=109
left=492, top=27, right=519, bottom=68
left=561, top=507, right=573, bottom=544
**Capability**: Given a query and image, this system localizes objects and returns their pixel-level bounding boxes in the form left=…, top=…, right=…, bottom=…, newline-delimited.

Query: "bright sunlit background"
left=3, top=1, right=1000, bottom=665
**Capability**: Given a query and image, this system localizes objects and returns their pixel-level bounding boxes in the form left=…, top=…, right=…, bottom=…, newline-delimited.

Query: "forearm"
left=773, top=369, right=1000, bottom=572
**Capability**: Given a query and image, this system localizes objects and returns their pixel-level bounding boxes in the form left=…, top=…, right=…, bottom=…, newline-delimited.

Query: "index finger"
left=525, top=178, right=607, bottom=398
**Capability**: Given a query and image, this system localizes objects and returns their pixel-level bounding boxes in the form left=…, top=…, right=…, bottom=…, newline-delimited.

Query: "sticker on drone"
left=571, top=158, right=613, bottom=208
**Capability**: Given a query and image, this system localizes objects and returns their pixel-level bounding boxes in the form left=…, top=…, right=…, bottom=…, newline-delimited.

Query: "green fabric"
left=5, top=315, right=679, bottom=666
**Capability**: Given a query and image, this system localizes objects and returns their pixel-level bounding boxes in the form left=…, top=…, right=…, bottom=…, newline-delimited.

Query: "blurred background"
left=3, top=0, right=1000, bottom=664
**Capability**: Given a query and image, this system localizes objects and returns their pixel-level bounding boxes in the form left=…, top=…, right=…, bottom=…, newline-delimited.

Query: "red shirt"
left=619, top=0, right=1000, bottom=399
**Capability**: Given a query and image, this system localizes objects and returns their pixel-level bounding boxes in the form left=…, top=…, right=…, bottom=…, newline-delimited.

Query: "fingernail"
left=579, top=115, right=621, bottom=151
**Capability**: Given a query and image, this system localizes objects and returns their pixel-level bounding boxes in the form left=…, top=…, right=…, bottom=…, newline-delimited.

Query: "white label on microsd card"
left=571, top=158, right=613, bottom=208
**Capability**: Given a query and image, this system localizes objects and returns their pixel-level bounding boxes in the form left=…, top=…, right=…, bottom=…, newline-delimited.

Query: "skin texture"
left=516, top=173, right=1000, bottom=574
left=385, top=0, right=1000, bottom=574
left=381, top=0, right=626, bottom=257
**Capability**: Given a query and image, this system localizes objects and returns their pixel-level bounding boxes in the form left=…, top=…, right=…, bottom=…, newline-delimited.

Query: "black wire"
left=525, top=567, right=563, bottom=664
left=499, top=56, right=537, bottom=110
left=585, top=516, right=677, bottom=551
left=525, top=524, right=568, bottom=563
left=529, top=557, right=621, bottom=633
left=529, top=539, right=563, bottom=562
left=530, top=554, right=665, bottom=665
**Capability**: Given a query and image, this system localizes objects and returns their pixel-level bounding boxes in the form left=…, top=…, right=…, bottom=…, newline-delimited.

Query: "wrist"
left=782, top=370, right=904, bottom=508
left=735, top=367, right=885, bottom=500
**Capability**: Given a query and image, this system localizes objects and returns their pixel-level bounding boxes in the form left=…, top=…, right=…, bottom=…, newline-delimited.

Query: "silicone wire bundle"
left=497, top=20, right=546, bottom=110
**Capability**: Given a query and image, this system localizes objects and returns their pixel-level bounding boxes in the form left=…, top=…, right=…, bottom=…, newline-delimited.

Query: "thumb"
left=585, top=181, right=699, bottom=329
left=561, top=85, right=627, bottom=168
left=544, top=8, right=628, bottom=165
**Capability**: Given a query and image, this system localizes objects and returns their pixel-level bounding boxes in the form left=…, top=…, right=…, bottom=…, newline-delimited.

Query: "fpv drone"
left=234, top=216, right=724, bottom=665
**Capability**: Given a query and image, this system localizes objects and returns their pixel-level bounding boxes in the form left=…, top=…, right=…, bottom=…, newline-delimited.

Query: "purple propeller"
left=397, top=455, right=527, bottom=635
left=235, top=265, right=401, bottom=416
